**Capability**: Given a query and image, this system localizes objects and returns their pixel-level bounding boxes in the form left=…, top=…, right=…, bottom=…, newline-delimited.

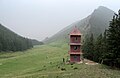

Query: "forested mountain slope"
left=31, top=39, right=44, bottom=45
left=0, top=24, right=33, bottom=52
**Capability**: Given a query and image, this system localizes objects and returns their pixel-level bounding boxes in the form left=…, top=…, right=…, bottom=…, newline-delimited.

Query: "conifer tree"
left=94, top=34, right=103, bottom=62
left=104, top=10, right=120, bottom=68
left=83, top=34, right=95, bottom=60
left=100, top=30, right=107, bottom=64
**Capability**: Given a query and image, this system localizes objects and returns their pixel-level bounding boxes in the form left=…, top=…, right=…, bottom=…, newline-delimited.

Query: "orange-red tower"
left=68, top=26, right=82, bottom=62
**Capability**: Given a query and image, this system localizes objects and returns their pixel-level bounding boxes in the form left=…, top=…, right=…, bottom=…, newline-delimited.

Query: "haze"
left=0, top=0, right=120, bottom=41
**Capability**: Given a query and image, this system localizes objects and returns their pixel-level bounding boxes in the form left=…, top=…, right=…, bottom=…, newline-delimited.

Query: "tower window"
left=75, top=37, right=77, bottom=40
left=74, top=55, right=77, bottom=61
left=74, top=46, right=77, bottom=50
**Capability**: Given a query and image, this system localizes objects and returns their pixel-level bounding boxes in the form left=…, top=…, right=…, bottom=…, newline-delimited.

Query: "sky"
left=0, top=0, right=120, bottom=41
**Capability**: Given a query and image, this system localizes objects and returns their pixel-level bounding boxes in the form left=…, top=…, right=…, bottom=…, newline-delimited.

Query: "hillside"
left=31, top=39, right=44, bottom=45
left=43, top=6, right=114, bottom=43
left=0, top=44, right=120, bottom=78
left=0, top=24, right=33, bottom=52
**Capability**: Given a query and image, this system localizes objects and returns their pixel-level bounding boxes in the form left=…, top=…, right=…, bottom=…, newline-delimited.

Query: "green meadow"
left=0, top=44, right=120, bottom=78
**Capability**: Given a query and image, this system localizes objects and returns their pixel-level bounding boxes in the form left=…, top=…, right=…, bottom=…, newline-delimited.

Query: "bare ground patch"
left=84, top=59, right=98, bottom=65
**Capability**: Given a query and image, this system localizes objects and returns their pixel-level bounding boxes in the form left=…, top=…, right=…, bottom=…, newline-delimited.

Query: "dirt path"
left=84, top=59, right=98, bottom=65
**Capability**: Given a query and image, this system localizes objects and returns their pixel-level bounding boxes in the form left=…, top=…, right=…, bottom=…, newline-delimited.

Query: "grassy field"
left=0, top=43, right=120, bottom=78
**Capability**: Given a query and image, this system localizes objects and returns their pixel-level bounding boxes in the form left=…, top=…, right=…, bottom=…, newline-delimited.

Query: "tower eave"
left=68, top=51, right=83, bottom=54
left=69, top=43, right=82, bottom=45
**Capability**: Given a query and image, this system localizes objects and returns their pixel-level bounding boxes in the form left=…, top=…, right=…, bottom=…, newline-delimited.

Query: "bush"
left=74, top=67, right=78, bottom=70
left=61, top=68, right=66, bottom=71
left=71, top=66, right=73, bottom=68
left=58, top=66, right=60, bottom=69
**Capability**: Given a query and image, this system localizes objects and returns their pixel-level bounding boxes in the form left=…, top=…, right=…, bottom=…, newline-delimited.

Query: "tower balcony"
left=69, top=43, right=82, bottom=45
left=68, top=51, right=83, bottom=54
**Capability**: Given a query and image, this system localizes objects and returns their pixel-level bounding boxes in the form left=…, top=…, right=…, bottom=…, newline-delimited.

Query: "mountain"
left=0, top=24, right=33, bottom=52
left=43, top=6, right=114, bottom=43
left=31, top=39, right=44, bottom=45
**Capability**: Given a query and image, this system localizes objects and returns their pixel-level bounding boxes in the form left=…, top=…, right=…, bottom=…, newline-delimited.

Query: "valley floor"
left=0, top=44, right=120, bottom=78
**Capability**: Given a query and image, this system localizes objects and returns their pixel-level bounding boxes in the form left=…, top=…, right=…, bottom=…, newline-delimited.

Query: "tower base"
left=70, top=54, right=81, bottom=62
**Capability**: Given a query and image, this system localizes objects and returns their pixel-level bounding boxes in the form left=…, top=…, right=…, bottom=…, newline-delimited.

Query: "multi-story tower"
left=68, top=26, right=82, bottom=62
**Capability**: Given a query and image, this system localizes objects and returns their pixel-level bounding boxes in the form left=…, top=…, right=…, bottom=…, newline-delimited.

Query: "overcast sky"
left=0, top=0, right=120, bottom=41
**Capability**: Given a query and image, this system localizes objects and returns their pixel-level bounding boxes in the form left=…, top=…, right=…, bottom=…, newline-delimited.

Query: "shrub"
left=74, top=67, right=78, bottom=70
left=61, top=68, right=66, bottom=71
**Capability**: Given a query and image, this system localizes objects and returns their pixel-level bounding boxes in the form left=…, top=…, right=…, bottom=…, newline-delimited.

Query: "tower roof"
left=70, top=26, right=82, bottom=35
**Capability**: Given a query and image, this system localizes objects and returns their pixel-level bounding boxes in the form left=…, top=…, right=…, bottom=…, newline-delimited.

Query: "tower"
left=68, top=26, right=82, bottom=62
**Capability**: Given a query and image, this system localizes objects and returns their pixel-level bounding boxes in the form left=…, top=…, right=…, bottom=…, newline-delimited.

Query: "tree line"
left=0, top=24, right=33, bottom=52
left=83, top=10, right=120, bottom=68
